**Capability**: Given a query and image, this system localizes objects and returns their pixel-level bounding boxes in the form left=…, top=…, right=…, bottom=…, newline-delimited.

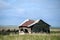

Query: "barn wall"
left=31, top=21, right=50, bottom=33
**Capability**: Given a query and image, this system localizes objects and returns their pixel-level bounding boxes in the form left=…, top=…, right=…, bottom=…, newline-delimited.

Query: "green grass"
left=51, top=31, right=60, bottom=33
left=0, top=34, right=60, bottom=40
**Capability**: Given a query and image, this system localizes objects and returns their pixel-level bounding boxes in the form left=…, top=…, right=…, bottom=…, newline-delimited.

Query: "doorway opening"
left=24, top=29, right=28, bottom=33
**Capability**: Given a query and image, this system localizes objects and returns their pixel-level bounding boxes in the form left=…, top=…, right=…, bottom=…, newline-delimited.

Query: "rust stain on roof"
left=21, top=20, right=35, bottom=27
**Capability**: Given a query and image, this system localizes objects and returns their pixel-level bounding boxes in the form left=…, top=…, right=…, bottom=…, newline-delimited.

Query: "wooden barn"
left=19, top=19, right=50, bottom=34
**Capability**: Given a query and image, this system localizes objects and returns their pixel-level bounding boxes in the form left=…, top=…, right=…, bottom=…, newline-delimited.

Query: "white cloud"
left=0, top=0, right=25, bottom=13
left=0, top=0, right=25, bottom=17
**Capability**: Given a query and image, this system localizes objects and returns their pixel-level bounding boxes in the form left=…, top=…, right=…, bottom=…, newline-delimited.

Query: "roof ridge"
left=19, top=19, right=35, bottom=26
left=19, top=19, right=29, bottom=26
left=28, top=19, right=40, bottom=27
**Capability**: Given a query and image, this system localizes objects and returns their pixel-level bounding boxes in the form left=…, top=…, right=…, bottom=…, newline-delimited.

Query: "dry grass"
left=0, top=28, right=60, bottom=40
left=0, top=33, right=60, bottom=40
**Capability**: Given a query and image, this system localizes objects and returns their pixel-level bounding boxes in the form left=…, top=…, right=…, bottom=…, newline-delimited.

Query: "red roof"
left=20, top=19, right=35, bottom=27
left=19, top=19, right=50, bottom=28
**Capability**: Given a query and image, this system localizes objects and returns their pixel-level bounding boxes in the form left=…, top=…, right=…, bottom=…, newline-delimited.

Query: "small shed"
left=19, top=19, right=50, bottom=34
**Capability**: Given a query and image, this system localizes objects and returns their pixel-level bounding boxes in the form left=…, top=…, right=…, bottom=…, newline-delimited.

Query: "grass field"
left=0, top=28, right=60, bottom=40
left=0, top=33, right=60, bottom=40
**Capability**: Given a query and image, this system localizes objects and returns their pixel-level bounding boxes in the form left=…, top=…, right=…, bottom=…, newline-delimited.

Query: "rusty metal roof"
left=19, top=19, right=35, bottom=27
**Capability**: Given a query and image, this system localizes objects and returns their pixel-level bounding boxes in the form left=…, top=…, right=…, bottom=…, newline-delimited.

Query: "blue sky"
left=0, top=0, right=60, bottom=27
